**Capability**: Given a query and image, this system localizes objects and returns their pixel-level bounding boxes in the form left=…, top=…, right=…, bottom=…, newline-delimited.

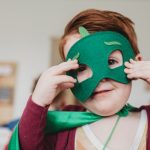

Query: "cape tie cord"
left=103, top=116, right=121, bottom=150
left=8, top=103, right=136, bottom=150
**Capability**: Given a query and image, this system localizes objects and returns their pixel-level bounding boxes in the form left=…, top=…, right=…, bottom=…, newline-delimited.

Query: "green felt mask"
left=66, top=27, right=135, bottom=102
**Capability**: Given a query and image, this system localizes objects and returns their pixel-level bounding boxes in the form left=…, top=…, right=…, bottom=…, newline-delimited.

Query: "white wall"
left=0, top=0, right=150, bottom=118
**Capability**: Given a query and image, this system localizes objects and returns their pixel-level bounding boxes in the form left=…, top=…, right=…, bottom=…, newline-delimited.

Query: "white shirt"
left=81, top=110, right=147, bottom=150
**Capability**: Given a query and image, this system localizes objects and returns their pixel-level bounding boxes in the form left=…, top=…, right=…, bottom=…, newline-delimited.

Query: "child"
left=8, top=9, right=150, bottom=150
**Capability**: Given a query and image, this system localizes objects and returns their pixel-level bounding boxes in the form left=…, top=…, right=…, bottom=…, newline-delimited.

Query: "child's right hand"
left=32, top=59, right=79, bottom=107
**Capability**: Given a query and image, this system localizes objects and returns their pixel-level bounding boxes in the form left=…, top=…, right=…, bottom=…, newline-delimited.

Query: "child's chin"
left=94, top=110, right=116, bottom=117
left=83, top=97, right=122, bottom=116
left=88, top=104, right=119, bottom=117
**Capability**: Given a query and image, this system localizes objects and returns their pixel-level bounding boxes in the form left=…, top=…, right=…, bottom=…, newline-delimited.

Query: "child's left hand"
left=124, top=59, right=150, bottom=84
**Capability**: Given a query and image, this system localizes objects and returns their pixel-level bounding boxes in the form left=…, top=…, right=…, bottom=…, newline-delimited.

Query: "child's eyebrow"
left=104, top=41, right=122, bottom=46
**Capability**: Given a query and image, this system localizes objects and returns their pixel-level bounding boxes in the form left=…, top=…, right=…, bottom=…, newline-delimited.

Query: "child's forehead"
left=64, top=33, right=81, bottom=58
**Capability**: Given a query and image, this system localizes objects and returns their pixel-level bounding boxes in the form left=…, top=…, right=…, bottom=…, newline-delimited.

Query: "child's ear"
left=135, top=53, right=143, bottom=61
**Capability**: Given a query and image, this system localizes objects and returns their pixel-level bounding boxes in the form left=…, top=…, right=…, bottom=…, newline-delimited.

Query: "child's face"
left=64, top=34, right=132, bottom=116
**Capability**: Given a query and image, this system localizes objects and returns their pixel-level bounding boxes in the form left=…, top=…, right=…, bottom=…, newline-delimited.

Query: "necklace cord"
left=102, top=116, right=121, bottom=150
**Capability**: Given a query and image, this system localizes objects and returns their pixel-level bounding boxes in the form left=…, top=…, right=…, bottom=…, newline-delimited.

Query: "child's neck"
left=88, top=111, right=141, bottom=150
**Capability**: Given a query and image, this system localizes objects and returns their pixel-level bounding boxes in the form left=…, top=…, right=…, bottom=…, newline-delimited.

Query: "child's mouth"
left=92, top=89, right=114, bottom=98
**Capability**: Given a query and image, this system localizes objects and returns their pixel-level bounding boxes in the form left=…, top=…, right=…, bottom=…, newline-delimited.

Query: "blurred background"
left=0, top=0, right=150, bottom=148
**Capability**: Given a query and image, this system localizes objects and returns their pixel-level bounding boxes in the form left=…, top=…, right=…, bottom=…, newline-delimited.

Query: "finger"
left=127, top=72, right=142, bottom=79
left=54, top=75, right=77, bottom=85
left=127, top=75, right=138, bottom=80
left=124, top=62, right=133, bottom=68
left=124, top=68, right=133, bottom=74
left=127, top=74, right=134, bottom=79
left=57, top=62, right=79, bottom=74
left=59, top=82, right=75, bottom=90
left=129, top=59, right=136, bottom=64
left=50, top=60, right=79, bottom=75
left=127, top=74, right=139, bottom=79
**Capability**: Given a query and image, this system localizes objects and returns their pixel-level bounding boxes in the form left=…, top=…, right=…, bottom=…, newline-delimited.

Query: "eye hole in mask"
left=77, top=64, right=93, bottom=83
left=76, top=50, right=123, bottom=83
left=108, top=50, right=123, bottom=69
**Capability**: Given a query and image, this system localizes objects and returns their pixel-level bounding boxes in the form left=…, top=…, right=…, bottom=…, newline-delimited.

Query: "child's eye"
left=108, top=58, right=118, bottom=66
left=78, top=64, right=87, bottom=72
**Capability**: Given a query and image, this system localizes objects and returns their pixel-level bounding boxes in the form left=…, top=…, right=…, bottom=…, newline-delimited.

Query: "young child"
left=8, top=9, right=150, bottom=150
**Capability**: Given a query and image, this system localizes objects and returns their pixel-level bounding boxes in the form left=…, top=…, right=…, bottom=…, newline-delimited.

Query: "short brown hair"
left=59, top=9, right=139, bottom=60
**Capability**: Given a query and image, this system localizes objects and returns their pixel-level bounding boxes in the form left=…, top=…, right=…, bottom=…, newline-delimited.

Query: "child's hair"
left=59, top=9, right=139, bottom=60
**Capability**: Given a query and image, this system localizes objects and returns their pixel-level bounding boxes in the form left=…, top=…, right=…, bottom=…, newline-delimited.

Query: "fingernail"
left=74, top=79, right=77, bottom=82
left=73, top=59, right=78, bottom=62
